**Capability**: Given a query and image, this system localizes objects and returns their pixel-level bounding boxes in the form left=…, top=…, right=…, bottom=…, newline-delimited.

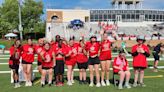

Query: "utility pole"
left=18, top=0, right=23, bottom=40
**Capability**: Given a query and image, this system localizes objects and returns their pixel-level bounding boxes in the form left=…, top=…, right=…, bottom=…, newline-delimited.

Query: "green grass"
left=0, top=69, right=164, bottom=92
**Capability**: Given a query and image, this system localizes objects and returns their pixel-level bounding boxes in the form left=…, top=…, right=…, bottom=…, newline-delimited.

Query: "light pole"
left=18, top=0, right=23, bottom=40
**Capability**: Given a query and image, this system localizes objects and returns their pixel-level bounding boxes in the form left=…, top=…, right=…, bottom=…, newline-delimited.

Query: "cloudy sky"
left=0, top=0, right=163, bottom=20
left=43, top=0, right=164, bottom=9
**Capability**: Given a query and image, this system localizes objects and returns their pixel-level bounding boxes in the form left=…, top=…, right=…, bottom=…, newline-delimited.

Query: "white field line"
left=1, top=66, right=164, bottom=74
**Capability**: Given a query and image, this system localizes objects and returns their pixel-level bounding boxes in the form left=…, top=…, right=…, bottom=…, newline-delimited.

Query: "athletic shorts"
left=22, top=60, right=32, bottom=64
left=42, top=67, right=53, bottom=70
left=77, top=62, right=88, bottom=69
left=37, top=61, right=42, bottom=66
left=153, top=53, right=160, bottom=61
left=133, top=67, right=146, bottom=70
left=9, top=64, right=19, bottom=75
left=54, top=60, right=64, bottom=75
left=88, top=56, right=100, bottom=65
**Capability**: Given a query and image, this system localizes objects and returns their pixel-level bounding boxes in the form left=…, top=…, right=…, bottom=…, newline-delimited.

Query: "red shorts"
left=99, top=51, right=112, bottom=61
left=65, top=58, right=76, bottom=66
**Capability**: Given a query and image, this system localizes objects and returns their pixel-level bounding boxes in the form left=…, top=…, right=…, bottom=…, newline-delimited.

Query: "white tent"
left=5, top=33, right=17, bottom=37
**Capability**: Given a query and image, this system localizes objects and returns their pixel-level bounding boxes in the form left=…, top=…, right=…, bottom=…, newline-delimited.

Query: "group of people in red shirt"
left=9, top=31, right=150, bottom=89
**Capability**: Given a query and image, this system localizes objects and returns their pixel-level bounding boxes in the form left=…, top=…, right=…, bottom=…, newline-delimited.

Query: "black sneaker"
left=83, top=80, right=88, bottom=84
left=79, top=80, right=83, bottom=84
left=41, top=84, right=44, bottom=87
left=49, top=84, right=52, bottom=87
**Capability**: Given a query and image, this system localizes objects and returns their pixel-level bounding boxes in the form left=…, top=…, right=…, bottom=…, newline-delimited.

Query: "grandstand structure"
left=46, top=0, right=164, bottom=46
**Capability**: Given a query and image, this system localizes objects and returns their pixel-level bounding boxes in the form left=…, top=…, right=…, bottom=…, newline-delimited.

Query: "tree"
left=0, top=0, right=44, bottom=38
left=0, top=0, right=19, bottom=37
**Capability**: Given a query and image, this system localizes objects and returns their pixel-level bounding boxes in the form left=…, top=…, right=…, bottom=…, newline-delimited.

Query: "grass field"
left=0, top=53, right=164, bottom=92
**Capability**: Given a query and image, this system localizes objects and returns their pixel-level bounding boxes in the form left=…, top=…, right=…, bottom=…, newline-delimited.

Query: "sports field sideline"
left=0, top=52, right=164, bottom=92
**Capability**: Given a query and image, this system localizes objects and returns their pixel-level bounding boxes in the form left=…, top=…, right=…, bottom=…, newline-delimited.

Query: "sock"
left=41, top=80, right=45, bottom=85
left=119, top=81, right=123, bottom=87
left=125, top=81, right=129, bottom=86
left=48, top=81, right=52, bottom=84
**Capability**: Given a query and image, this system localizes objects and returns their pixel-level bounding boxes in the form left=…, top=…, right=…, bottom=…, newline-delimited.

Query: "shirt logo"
left=28, top=48, right=34, bottom=54
left=45, top=54, right=51, bottom=62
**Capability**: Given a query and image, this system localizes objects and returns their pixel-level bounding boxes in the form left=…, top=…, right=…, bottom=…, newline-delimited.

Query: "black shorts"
left=54, top=60, right=64, bottom=75
left=42, top=67, right=53, bottom=70
left=133, top=67, right=146, bottom=70
left=37, top=61, right=42, bottom=66
left=9, top=64, right=19, bottom=75
left=22, top=60, right=32, bottom=64
left=88, top=56, right=100, bottom=65
left=77, top=62, right=88, bottom=69
left=153, top=53, right=160, bottom=61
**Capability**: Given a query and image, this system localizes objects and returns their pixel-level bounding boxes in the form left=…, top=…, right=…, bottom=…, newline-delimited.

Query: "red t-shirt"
left=55, top=46, right=67, bottom=60
left=132, top=44, right=150, bottom=68
left=113, top=57, right=128, bottom=73
left=21, top=44, right=35, bottom=63
left=100, top=40, right=111, bottom=52
left=86, top=42, right=100, bottom=57
left=42, top=49, right=54, bottom=68
left=34, top=45, right=44, bottom=62
left=65, top=43, right=78, bottom=65
left=9, top=46, right=21, bottom=65
left=76, top=44, right=88, bottom=63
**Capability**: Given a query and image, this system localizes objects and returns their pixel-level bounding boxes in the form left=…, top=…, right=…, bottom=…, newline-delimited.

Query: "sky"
left=0, top=0, right=164, bottom=20
left=43, top=0, right=164, bottom=9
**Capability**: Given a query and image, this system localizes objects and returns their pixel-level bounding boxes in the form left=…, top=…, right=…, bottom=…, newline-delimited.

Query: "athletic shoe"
left=41, top=84, right=45, bottom=87
left=125, top=84, right=131, bottom=89
left=59, top=82, right=64, bottom=86
left=25, top=82, right=28, bottom=87
left=14, top=83, right=18, bottom=88
left=139, top=83, right=146, bottom=87
left=49, top=84, right=52, bottom=87
left=79, top=80, right=83, bottom=84
left=106, top=80, right=110, bottom=86
left=133, top=82, right=138, bottom=87
left=89, top=82, right=94, bottom=87
left=101, top=81, right=106, bottom=86
left=71, top=80, right=75, bottom=83
left=16, top=83, right=21, bottom=88
left=96, top=83, right=101, bottom=87
left=28, top=81, right=32, bottom=86
left=67, top=81, right=72, bottom=86
left=83, top=80, right=87, bottom=84
left=118, top=85, right=123, bottom=90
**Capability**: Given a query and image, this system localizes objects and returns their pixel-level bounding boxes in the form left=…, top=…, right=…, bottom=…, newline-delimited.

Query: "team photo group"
left=9, top=30, right=160, bottom=90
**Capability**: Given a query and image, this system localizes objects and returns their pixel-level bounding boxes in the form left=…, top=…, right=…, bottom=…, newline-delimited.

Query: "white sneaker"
left=106, top=80, right=110, bottom=86
left=96, top=83, right=101, bottom=87
left=17, top=83, right=21, bottom=88
left=118, top=85, right=123, bottom=89
left=133, top=82, right=138, bottom=87
left=101, top=81, right=106, bottom=86
left=14, top=83, right=18, bottom=88
left=67, top=81, right=73, bottom=86
left=71, top=80, right=75, bottom=83
left=125, top=84, right=131, bottom=89
left=25, top=82, right=28, bottom=86
left=89, top=82, right=94, bottom=87
left=28, top=81, right=32, bottom=86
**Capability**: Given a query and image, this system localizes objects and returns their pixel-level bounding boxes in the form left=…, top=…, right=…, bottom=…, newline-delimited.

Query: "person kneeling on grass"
left=40, top=42, right=56, bottom=87
left=113, top=50, right=131, bottom=89
left=9, top=39, right=21, bottom=88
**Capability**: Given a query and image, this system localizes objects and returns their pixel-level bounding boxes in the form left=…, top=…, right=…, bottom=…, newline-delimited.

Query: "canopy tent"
left=5, top=33, right=17, bottom=37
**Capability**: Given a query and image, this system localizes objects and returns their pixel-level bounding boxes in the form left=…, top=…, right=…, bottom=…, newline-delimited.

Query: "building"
left=46, top=0, right=164, bottom=41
